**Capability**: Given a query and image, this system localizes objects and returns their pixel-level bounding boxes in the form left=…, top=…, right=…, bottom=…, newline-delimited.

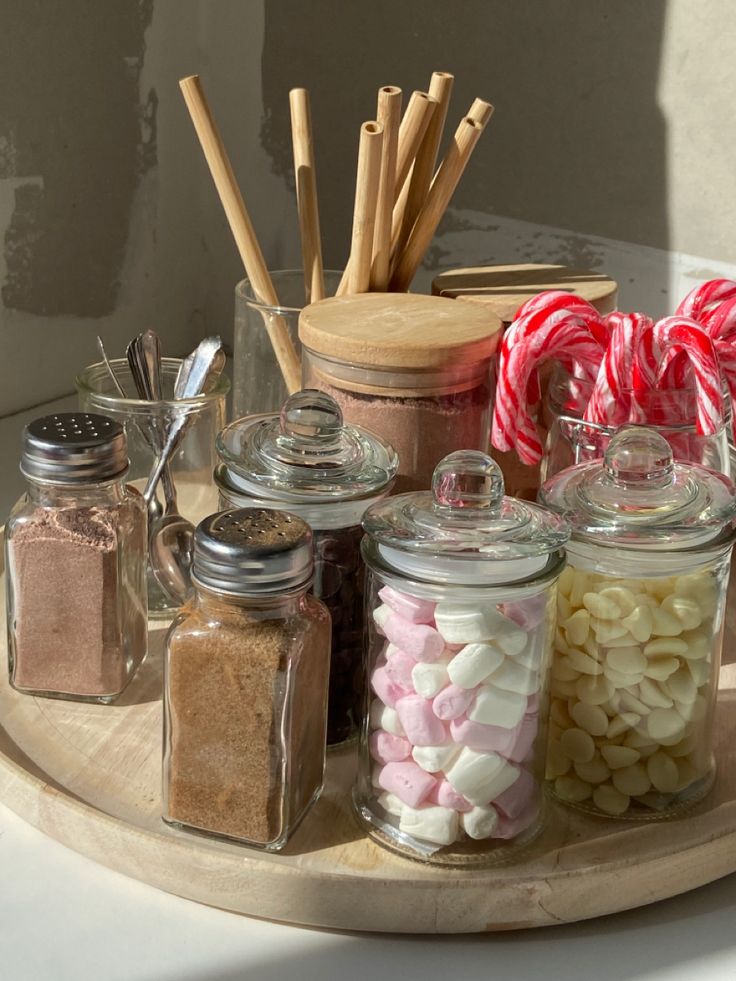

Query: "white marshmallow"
left=467, top=684, right=527, bottom=729
left=412, top=742, right=462, bottom=774
left=411, top=657, right=451, bottom=698
left=378, top=791, right=405, bottom=817
left=447, top=643, right=505, bottom=688
left=369, top=698, right=406, bottom=737
left=373, top=604, right=393, bottom=632
left=445, top=747, right=520, bottom=805
left=434, top=602, right=494, bottom=644
left=399, top=803, right=460, bottom=846
left=487, top=657, right=539, bottom=696
left=462, top=804, right=500, bottom=840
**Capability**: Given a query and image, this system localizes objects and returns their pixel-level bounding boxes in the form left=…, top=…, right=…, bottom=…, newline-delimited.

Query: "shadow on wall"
left=260, top=0, right=668, bottom=297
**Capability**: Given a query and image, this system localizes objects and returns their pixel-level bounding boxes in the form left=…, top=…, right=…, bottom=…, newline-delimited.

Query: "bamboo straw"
left=337, top=121, right=384, bottom=296
left=179, top=74, right=301, bottom=393
left=289, top=88, right=325, bottom=303
left=468, top=97, right=494, bottom=127
left=370, top=86, right=402, bottom=291
left=392, top=72, right=454, bottom=268
left=389, top=107, right=494, bottom=292
left=390, top=92, right=438, bottom=252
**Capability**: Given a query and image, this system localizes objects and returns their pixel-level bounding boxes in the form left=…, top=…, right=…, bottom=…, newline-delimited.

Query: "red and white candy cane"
left=676, top=279, right=736, bottom=322
left=493, top=314, right=606, bottom=465
left=585, top=313, right=653, bottom=426
left=633, top=317, right=723, bottom=436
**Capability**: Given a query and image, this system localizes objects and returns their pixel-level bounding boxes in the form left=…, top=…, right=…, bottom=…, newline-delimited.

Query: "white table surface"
left=2, top=801, right=736, bottom=981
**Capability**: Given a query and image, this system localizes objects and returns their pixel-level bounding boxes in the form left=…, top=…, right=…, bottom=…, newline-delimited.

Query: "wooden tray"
left=2, top=555, right=736, bottom=934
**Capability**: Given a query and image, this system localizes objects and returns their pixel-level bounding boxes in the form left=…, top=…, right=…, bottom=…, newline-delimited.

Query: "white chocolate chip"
left=574, top=754, right=611, bottom=784
left=576, top=675, right=614, bottom=705
left=591, top=618, right=630, bottom=644
left=555, top=774, right=592, bottom=802
left=546, top=740, right=572, bottom=779
left=597, top=586, right=637, bottom=617
left=567, top=647, right=603, bottom=676
left=637, top=677, right=674, bottom=709
left=647, top=751, right=680, bottom=793
left=601, top=744, right=640, bottom=769
left=606, top=712, right=641, bottom=739
left=593, top=784, right=630, bottom=815
left=651, top=607, right=684, bottom=637
left=647, top=707, right=686, bottom=741
left=571, top=701, right=609, bottom=737
left=612, top=763, right=651, bottom=797
left=560, top=727, right=596, bottom=763
left=664, top=668, right=698, bottom=704
left=621, top=605, right=654, bottom=643
left=619, top=689, right=651, bottom=716
left=606, top=647, right=647, bottom=675
left=661, top=594, right=703, bottom=631
left=583, top=592, right=621, bottom=620
left=643, top=655, right=681, bottom=680
left=564, top=609, right=590, bottom=646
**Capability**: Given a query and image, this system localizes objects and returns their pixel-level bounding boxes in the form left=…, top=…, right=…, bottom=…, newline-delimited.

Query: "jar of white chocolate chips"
left=539, top=426, right=736, bottom=818
left=355, top=450, right=569, bottom=863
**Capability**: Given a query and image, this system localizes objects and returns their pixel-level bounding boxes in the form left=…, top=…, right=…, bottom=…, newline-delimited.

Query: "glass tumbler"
left=233, top=269, right=342, bottom=419
left=541, top=365, right=731, bottom=482
left=76, top=358, right=229, bottom=613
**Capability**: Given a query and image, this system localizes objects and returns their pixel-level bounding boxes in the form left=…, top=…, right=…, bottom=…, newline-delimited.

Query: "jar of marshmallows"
left=539, top=426, right=736, bottom=818
left=354, top=450, right=569, bottom=864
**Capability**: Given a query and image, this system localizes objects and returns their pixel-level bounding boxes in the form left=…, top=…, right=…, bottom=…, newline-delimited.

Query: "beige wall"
left=0, top=0, right=734, bottom=494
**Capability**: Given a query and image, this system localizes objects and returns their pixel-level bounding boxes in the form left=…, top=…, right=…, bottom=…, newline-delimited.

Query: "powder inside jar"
left=9, top=504, right=143, bottom=697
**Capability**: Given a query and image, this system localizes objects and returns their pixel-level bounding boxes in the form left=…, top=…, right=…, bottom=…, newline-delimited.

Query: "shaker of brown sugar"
left=162, top=507, right=331, bottom=850
left=5, top=412, right=147, bottom=702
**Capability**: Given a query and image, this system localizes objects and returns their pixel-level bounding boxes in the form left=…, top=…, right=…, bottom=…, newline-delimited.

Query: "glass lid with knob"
left=539, top=425, right=736, bottom=550
left=216, top=389, right=398, bottom=502
left=362, top=449, right=569, bottom=584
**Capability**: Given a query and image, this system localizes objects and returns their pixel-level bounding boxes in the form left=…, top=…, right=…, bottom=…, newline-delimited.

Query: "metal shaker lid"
left=21, top=413, right=128, bottom=484
left=192, top=508, right=313, bottom=595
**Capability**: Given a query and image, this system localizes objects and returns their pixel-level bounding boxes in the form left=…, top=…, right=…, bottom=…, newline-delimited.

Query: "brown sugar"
left=164, top=596, right=330, bottom=845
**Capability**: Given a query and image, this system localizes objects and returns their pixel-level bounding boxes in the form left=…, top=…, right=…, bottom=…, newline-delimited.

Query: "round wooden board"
left=2, top=553, right=736, bottom=934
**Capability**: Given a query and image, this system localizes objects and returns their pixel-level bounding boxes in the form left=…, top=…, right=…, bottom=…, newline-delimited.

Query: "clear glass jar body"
left=234, top=270, right=343, bottom=419
left=548, top=543, right=731, bottom=818
left=355, top=542, right=558, bottom=865
left=6, top=477, right=148, bottom=703
left=76, top=358, right=229, bottom=614
left=302, top=348, right=494, bottom=494
left=542, top=366, right=732, bottom=483
left=163, top=584, right=331, bottom=850
left=217, top=477, right=370, bottom=747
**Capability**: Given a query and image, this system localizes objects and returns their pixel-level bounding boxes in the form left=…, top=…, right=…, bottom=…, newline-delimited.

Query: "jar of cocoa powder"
left=6, top=412, right=147, bottom=702
left=215, top=389, right=397, bottom=747
left=299, top=293, right=502, bottom=494
left=163, top=507, right=331, bottom=850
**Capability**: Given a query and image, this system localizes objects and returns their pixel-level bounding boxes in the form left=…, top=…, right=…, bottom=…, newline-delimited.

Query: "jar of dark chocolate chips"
left=163, top=507, right=331, bottom=850
left=6, top=412, right=147, bottom=702
left=215, top=390, right=398, bottom=746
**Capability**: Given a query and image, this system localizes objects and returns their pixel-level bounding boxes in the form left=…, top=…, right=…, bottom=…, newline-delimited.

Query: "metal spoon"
left=146, top=337, right=225, bottom=603
left=96, top=336, right=128, bottom=398
left=126, top=336, right=167, bottom=526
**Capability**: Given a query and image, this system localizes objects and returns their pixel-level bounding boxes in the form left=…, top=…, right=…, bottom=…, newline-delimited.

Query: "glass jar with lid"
left=539, top=426, right=736, bottom=819
left=6, top=412, right=147, bottom=702
left=215, top=389, right=398, bottom=746
left=355, top=450, right=569, bottom=864
left=163, top=507, right=331, bottom=850
left=299, top=293, right=502, bottom=494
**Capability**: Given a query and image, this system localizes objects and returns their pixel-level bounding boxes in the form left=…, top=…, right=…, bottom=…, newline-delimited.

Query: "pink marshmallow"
left=504, top=714, right=539, bottom=764
left=449, top=712, right=538, bottom=762
left=379, top=586, right=436, bottom=624
left=382, top=615, right=445, bottom=663
left=378, top=761, right=437, bottom=808
left=432, top=683, right=476, bottom=721
left=395, top=694, right=448, bottom=746
left=500, top=594, right=547, bottom=631
left=494, top=798, right=540, bottom=840
left=384, top=648, right=417, bottom=690
left=526, top=693, right=541, bottom=716
left=371, top=666, right=411, bottom=708
left=369, top=729, right=412, bottom=764
left=493, top=767, right=536, bottom=819
left=428, top=779, right=473, bottom=812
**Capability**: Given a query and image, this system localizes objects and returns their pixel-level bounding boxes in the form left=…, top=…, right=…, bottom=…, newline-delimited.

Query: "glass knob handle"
left=279, top=389, right=344, bottom=443
left=603, top=425, right=674, bottom=488
left=431, top=450, right=505, bottom=510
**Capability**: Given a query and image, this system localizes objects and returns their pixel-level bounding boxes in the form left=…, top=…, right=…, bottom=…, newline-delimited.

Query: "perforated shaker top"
left=21, top=413, right=128, bottom=483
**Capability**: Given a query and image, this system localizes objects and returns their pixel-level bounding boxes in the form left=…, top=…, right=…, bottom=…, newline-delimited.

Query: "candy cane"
left=676, top=279, right=736, bottom=322
left=492, top=315, right=605, bottom=464
left=634, top=317, right=723, bottom=436
left=585, top=313, right=653, bottom=426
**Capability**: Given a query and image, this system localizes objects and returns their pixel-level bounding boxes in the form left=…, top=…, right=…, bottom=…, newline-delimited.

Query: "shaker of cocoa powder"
left=6, top=413, right=147, bottom=701
left=163, top=507, right=331, bottom=850
left=215, top=390, right=397, bottom=747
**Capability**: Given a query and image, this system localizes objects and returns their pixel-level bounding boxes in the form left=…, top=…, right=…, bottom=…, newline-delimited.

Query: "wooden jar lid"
left=432, top=263, right=618, bottom=323
left=298, top=293, right=502, bottom=369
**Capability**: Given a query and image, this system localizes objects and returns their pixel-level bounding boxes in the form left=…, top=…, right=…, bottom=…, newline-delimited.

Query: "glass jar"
left=539, top=426, right=736, bottom=819
left=76, top=357, right=229, bottom=614
left=541, top=365, right=732, bottom=483
left=163, top=507, right=331, bottom=850
left=299, top=293, right=501, bottom=494
left=355, top=450, right=569, bottom=864
left=215, top=389, right=397, bottom=747
left=6, top=413, right=147, bottom=702
left=234, top=269, right=343, bottom=419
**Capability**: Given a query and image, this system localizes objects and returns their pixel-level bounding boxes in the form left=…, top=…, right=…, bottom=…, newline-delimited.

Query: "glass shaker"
left=355, top=450, right=569, bottom=864
left=163, top=508, right=331, bottom=850
left=539, top=426, right=736, bottom=818
left=299, top=292, right=501, bottom=494
left=215, top=390, right=397, bottom=747
left=6, top=413, right=147, bottom=702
